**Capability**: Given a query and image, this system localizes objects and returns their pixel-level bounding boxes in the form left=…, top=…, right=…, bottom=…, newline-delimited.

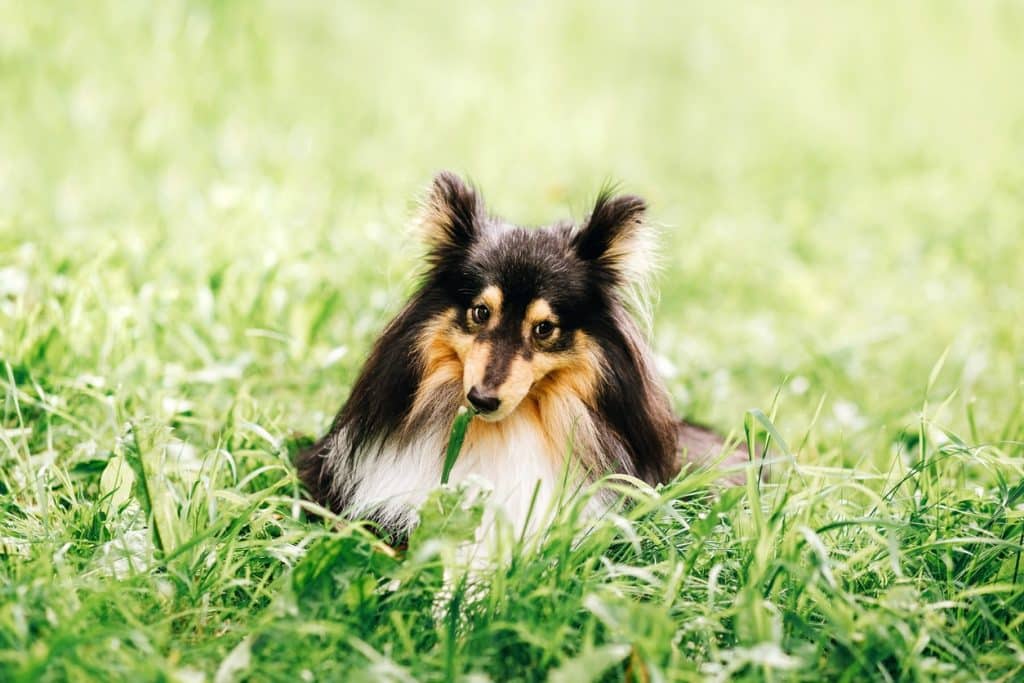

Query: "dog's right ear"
left=416, top=171, right=481, bottom=260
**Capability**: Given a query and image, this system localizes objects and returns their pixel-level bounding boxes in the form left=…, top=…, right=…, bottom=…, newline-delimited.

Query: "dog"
left=298, top=172, right=748, bottom=539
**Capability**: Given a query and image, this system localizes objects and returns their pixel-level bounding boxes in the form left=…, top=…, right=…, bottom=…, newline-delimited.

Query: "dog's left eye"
left=532, top=321, right=556, bottom=340
left=470, top=304, right=490, bottom=325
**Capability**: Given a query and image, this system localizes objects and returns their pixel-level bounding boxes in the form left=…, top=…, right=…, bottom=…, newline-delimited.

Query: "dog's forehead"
left=468, top=224, right=584, bottom=308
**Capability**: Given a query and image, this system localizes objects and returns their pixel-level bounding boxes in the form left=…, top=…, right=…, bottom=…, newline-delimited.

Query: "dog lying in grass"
left=298, top=172, right=748, bottom=538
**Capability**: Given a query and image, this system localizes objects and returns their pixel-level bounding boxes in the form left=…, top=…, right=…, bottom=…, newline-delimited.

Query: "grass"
left=2, top=1, right=1024, bottom=680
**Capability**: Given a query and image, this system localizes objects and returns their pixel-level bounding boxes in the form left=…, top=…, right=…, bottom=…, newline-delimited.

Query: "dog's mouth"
left=465, top=400, right=517, bottom=423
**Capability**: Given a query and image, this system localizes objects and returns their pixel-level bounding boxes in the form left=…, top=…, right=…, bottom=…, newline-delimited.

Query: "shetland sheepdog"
left=298, top=172, right=748, bottom=539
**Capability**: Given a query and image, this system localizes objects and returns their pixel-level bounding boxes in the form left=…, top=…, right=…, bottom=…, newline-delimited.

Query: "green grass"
left=2, top=1, right=1024, bottom=681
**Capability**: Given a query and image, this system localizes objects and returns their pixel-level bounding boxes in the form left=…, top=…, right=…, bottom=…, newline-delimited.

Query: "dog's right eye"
left=470, top=304, right=490, bottom=325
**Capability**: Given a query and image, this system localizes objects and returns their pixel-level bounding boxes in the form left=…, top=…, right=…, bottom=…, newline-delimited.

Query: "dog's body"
left=298, top=173, right=747, bottom=538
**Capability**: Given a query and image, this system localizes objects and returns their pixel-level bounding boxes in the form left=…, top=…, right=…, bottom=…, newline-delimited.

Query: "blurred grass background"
left=4, top=1, right=1022, bottom=452
left=2, top=2, right=1024, bottom=681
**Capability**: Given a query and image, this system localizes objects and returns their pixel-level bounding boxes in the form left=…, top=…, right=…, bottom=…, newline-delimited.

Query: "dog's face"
left=452, top=234, right=599, bottom=422
left=415, top=172, right=654, bottom=423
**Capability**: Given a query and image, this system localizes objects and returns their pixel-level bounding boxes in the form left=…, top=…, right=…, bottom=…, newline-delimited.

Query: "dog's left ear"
left=416, top=171, right=482, bottom=261
left=572, top=190, right=655, bottom=284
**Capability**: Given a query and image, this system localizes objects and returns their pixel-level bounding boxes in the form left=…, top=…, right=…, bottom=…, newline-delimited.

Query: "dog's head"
left=414, top=172, right=656, bottom=422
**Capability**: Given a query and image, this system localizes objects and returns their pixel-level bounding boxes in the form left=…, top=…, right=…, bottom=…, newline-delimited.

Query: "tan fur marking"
left=531, top=331, right=603, bottom=408
left=523, top=299, right=558, bottom=342
left=463, top=341, right=491, bottom=393
left=411, top=309, right=470, bottom=420
left=469, top=285, right=503, bottom=329
left=499, top=356, right=535, bottom=404
left=525, top=299, right=555, bottom=325
left=527, top=333, right=606, bottom=471
left=414, top=205, right=449, bottom=248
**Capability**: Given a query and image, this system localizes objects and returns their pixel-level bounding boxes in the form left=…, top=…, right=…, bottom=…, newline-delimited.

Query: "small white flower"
left=0, top=267, right=28, bottom=297
left=833, top=400, right=866, bottom=430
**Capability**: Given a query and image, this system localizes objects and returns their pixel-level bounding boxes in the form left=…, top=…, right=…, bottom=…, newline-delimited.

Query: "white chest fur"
left=336, top=410, right=576, bottom=538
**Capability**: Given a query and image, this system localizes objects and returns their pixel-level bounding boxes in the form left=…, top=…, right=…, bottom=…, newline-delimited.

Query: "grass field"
left=3, top=2, right=1024, bottom=681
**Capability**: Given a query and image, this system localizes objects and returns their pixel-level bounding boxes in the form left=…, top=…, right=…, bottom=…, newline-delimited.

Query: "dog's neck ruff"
left=331, top=402, right=601, bottom=538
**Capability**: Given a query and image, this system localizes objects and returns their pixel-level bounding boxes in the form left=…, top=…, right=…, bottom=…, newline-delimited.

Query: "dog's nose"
left=467, top=386, right=501, bottom=413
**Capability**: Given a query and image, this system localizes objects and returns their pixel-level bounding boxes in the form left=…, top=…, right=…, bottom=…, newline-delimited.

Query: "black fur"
left=297, top=289, right=447, bottom=512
